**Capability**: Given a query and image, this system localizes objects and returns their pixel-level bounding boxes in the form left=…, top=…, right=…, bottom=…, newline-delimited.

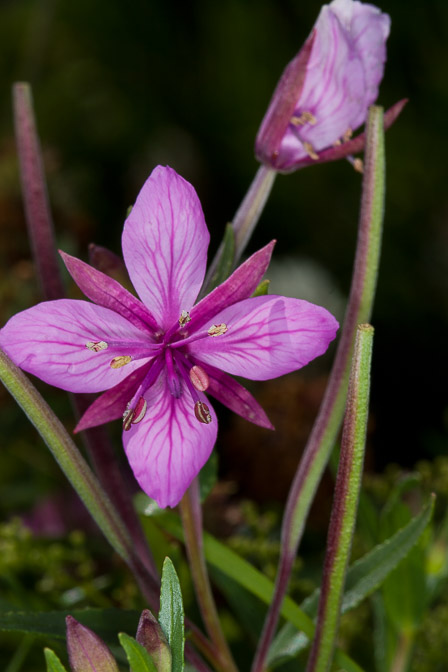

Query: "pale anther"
left=179, top=310, right=191, bottom=328
left=189, top=365, right=210, bottom=392
left=132, top=397, right=147, bottom=424
left=194, top=400, right=212, bottom=424
left=290, top=111, right=317, bottom=126
left=342, top=127, right=353, bottom=143
left=86, top=340, right=108, bottom=352
left=110, top=355, right=132, bottom=369
left=303, top=142, right=319, bottom=160
left=123, top=406, right=133, bottom=431
left=208, top=323, right=228, bottom=337
left=353, top=158, right=364, bottom=174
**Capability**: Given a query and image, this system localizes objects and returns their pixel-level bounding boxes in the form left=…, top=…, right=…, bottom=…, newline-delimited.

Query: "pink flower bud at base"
left=66, top=616, right=119, bottom=672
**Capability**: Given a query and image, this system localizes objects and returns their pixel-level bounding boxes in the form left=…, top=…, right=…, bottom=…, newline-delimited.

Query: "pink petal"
left=256, top=0, right=390, bottom=170
left=188, top=241, right=275, bottom=333
left=187, top=295, right=338, bottom=380
left=200, top=361, right=274, bottom=430
left=122, top=166, right=209, bottom=330
left=0, top=300, right=153, bottom=393
left=75, top=365, right=151, bottom=432
left=123, top=370, right=217, bottom=508
left=60, top=251, right=158, bottom=332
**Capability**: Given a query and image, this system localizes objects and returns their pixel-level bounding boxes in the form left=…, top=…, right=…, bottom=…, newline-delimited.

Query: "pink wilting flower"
left=255, top=0, right=391, bottom=172
left=0, top=166, right=338, bottom=507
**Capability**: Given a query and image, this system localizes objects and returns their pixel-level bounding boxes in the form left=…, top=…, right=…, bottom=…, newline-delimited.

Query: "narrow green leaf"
left=251, top=279, right=270, bottom=297
left=0, top=608, right=140, bottom=643
left=44, top=649, right=68, bottom=672
left=267, top=495, right=435, bottom=667
left=118, top=633, right=158, bottom=672
left=159, top=558, right=184, bottom=672
left=140, top=507, right=362, bottom=672
left=208, top=223, right=235, bottom=290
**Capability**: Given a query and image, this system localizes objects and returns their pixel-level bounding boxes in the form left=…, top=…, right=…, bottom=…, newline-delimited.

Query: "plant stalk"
left=251, top=106, right=385, bottom=672
left=305, top=324, right=374, bottom=672
left=180, top=479, right=238, bottom=672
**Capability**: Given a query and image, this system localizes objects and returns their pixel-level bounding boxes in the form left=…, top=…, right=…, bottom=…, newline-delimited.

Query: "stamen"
left=346, top=156, right=364, bottom=174
left=86, top=340, right=108, bottom=352
left=290, top=111, right=317, bottom=126
left=132, top=396, right=147, bottom=424
left=179, top=310, right=191, bottom=328
left=110, top=355, right=132, bottom=368
left=303, top=142, right=319, bottom=160
left=342, top=127, right=353, bottom=143
left=122, top=396, right=148, bottom=431
left=208, top=323, right=228, bottom=337
left=194, top=400, right=212, bottom=424
left=189, top=365, right=210, bottom=392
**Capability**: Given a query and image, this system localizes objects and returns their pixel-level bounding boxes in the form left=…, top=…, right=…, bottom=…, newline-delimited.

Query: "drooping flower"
left=0, top=166, right=338, bottom=507
left=255, top=0, right=392, bottom=172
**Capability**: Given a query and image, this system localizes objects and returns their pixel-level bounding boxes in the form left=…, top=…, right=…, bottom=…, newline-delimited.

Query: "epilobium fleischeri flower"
left=0, top=166, right=338, bottom=507
left=255, top=0, right=390, bottom=172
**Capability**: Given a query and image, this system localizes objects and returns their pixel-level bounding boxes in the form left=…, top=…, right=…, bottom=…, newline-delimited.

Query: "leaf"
left=380, top=483, right=429, bottom=633
left=159, top=557, right=184, bottom=672
left=44, top=649, right=68, bottom=672
left=140, top=508, right=362, bottom=672
left=251, top=279, right=270, bottom=297
left=208, top=223, right=235, bottom=290
left=267, top=495, right=435, bottom=667
left=118, top=633, right=158, bottom=672
left=0, top=608, right=140, bottom=643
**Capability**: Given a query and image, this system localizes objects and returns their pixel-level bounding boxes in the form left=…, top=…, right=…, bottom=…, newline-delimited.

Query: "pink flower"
left=255, top=0, right=391, bottom=171
left=0, top=166, right=338, bottom=507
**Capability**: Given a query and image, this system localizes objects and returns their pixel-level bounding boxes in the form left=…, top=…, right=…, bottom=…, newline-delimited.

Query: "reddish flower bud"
left=66, top=616, right=119, bottom=672
left=136, top=609, right=172, bottom=672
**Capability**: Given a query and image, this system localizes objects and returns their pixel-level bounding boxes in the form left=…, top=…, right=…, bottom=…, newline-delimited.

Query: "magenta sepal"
left=273, top=99, right=408, bottom=173
left=61, top=251, right=158, bottom=333
left=74, top=365, right=151, bottom=432
left=189, top=240, right=275, bottom=332
left=201, top=361, right=274, bottom=430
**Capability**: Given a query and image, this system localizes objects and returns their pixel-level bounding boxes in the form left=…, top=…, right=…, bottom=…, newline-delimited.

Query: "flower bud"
left=136, top=609, right=172, bottom=672
left=66, top=616, right=119, bottom=672
left=255, top=0, right=390, bottom=172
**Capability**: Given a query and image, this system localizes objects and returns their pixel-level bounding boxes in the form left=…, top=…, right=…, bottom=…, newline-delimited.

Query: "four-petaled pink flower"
left=255, top=0, right=390, bottom=172
left=0, top=166, right=338, bottom=507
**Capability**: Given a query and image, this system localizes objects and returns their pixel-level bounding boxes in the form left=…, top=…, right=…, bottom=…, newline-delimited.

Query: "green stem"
left=180, top=479, right=238, bottom=672
left=251, top=106, right=385, bottom=672
left=306, top=324, right=374, bottom=672
left=202, top=165, right=276, bottom=294
left=0, top=349, right=159, bottom=608
left=390, top=632, right=413, bottom=672
left=12, top=81, right=157, bottom=578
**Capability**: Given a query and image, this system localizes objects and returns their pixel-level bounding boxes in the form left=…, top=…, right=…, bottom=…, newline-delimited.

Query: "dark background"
left=0, top=0, right=447, bottom=504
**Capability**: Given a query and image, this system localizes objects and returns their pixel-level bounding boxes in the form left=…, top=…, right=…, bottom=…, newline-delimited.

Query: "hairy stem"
left=251, top=106, right=385, bottom=672
left=180, top=479, right=238, bottom=672
left=306, top=325, right=374, bottom=672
